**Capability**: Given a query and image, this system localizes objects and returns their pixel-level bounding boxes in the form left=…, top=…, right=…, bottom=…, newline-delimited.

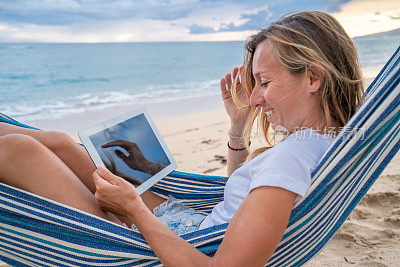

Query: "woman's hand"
left=220, top=66, right=251, bottom=133
left=92, top=165, right=142, bottom=216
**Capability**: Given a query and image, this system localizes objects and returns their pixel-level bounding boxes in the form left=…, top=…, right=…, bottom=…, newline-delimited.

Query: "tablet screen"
left=79, top=107, right=177, bottom=194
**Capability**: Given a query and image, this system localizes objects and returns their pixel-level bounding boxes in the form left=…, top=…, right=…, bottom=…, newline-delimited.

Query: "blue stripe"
left=0, top=183, right=147, bottom=242
left=292, top=66, right=400, bottom=224
left=309, top=54, right=400, bottom=183
left=296, top=124, right=400, bottom=266
left=0, top=232, right=132, bottom=264
left=0, top=253, right=31, bottom=267
left=0, top=46, right=399, bottom=266
left=366, top=45, right=400, bottom=95
left=270, top=108, right=400, bottom=265
left=0, top=241, right=66, bottom=266
left=0, top=116, right=41, bottom=130
left=285, top=115, right=400, bottom=265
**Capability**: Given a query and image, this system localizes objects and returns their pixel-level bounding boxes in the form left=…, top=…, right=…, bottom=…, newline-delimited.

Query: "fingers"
left=225, top=72, right=232, bottom=89
left=95, top=165, right=119, bottom=185
left=220, top=78, right=227, bottom=94
left=239, top=65, right=244, bottom=77
left=222, top=66, right=241, bottom=90
left=114, top=149, right=127, bottom=161
left=102, top=139, right=130, bottom=149
left=232, top=67, right=240, bottom=85
left=92, top=168, right=110, bottom=190
left=221, top=66, right=243, bottom=100
left=102, top=140, right=137, bottom=152
left=101, top=140, right=125, bottom=148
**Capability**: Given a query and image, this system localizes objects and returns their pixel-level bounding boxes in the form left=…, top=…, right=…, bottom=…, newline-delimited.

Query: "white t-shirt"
left=198, top=128, right=334, bottom=229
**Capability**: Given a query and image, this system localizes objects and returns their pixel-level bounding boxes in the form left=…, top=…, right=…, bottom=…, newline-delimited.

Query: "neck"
left=297, top=112, right=341, bottom=136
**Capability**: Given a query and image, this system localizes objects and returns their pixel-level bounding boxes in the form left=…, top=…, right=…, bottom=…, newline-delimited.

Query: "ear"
left=307, top=63, right=324, bottom=93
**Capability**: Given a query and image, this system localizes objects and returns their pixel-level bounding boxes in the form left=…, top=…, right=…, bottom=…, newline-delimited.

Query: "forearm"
left=227, top=123, right=249, bottom=176
left=127, top=200, right=211, bottom=267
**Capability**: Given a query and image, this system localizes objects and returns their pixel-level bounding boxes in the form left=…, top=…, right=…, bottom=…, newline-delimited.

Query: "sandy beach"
left=1, top=0, right=400, bottom=264
left=1, top=91, right=399, bottom=266
left=139, top=105, right=400, bottom=266
left=154, top=105, right=400, bottom=267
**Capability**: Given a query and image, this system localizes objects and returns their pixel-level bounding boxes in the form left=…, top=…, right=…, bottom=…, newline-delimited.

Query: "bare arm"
left=93, top=166, right=297, bottom=267
left=227, top=123, right=249, bottom=176
left=220, top=67, right=251, bottom=176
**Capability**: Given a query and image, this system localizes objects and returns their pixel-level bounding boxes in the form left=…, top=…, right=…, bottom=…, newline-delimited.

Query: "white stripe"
left=0, top=192, right=150, bottom=247
left=0, top=223, right=155, bottom=260
left=312, top=65, right=399, bottom=180
left=309, top=85, right=400, bottom=193
left=156, top=181, right=225, bottom=192
left=277, top=120, right=400, bottom=265
left=0, top=250, right=42, bottom=266
left=274, top=121, right=400, bottom=265
left=165, top=177, right=226, bottom=186
left=159, top=178, right=225, bottom=189
left=0, top=52, right=398, bottom=266
left=0, top=245, right=51, bottom=266
left=0, top=239, right=88, bottom=266
left=0, top=234, right=145, bottom=266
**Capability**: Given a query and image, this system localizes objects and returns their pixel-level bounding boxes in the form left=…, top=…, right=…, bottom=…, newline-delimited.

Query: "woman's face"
left=250, top=40, right=323, bottom=133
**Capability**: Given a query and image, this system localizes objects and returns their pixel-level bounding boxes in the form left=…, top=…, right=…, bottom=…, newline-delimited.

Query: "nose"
left=250, top=86, right=265, bottom=108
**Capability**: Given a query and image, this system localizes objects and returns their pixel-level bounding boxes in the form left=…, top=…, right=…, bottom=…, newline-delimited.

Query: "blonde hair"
left=232, top=11, right=365, bottom=159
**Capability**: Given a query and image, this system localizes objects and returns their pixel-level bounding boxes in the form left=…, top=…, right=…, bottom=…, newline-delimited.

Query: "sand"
left=1, top=95, right=399, bottom=266
left=157, top=107, right=400, bottom=266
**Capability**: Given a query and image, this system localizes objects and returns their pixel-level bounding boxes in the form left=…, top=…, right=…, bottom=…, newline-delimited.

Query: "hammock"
left=0, top=45, right=399, bottom=266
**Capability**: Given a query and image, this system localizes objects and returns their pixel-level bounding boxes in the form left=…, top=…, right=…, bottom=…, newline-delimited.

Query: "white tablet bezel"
left=78, top=106, right=177, bottom=195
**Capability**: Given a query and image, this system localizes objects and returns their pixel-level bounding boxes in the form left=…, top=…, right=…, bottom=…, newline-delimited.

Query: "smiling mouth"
left=265, top=109, right=275, bottom=117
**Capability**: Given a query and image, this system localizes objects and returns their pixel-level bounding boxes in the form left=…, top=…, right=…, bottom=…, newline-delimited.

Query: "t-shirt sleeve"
left=249, top=147, right=313, bottom=197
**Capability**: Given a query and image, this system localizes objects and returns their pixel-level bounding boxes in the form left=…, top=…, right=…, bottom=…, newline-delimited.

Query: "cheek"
left=273, top=83, right=300, bottom=107
left=263, top=86, right=279, bottom=104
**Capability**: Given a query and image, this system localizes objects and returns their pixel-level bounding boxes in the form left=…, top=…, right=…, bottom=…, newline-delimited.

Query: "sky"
left=0, top=0, right=399, bottom=43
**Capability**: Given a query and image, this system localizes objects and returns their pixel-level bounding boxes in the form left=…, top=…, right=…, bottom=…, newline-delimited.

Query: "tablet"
left=78, top=107, right=177, bottom=195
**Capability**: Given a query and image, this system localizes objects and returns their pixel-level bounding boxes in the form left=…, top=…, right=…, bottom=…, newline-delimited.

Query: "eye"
left=260, top=82, right=270, bottom=88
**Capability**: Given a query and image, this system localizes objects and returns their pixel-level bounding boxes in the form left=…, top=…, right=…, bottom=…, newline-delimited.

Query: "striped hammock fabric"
left=0, top=45, right=399, bottom=266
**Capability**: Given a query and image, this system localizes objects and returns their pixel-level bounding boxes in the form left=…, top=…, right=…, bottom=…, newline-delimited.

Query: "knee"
left=41, top=131, right=75, bottom=153
left=0, top=134, right=42, bottom=160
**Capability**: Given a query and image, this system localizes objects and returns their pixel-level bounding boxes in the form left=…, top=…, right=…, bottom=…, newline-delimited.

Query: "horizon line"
left=0, top=27, right=398, bottom=44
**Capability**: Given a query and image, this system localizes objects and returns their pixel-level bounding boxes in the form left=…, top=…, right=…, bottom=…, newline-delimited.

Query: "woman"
left=0, top=11, right=363, bottom=266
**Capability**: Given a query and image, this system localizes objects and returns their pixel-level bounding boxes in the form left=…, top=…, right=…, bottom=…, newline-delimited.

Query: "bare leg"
left=0, top=123, right=167, bottom=211
left=141, top=190, right=166, bottom=211
left=0, top=122, right=97, bottom=192
left=0, top=133, right=121, bottom=224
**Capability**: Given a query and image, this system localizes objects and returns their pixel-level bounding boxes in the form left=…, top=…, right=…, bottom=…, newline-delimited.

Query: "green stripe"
left=280, top=112, right=400, bottom=266
left=0, top=216, right=129, bottom=259
left=279, top=111, right=400, bottom=265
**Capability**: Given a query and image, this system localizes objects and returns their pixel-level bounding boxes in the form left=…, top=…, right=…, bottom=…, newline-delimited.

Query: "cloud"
left=0, top=0, right=350, bottom=26
left=1, top=0, right=395, bottom=42
left=189, top=24, right=216, bottom=34
left=331, top=0, right=400, bottom=37
left=186, top=0, right=352, bottom=34
left=217, top=10, right=271, bottom=32
left=0, top=0, right=197, bottom=25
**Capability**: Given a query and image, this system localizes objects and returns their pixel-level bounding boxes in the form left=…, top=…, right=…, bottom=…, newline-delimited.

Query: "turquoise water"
left=0, top=32, right=399, bottom=122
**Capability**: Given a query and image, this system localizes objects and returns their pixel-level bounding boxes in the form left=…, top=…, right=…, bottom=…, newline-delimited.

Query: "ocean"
left=1, top=32, right=399, bottom=123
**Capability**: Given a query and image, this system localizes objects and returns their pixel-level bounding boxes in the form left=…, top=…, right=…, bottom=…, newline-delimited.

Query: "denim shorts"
left=131, top=196, right=208, bottom=235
